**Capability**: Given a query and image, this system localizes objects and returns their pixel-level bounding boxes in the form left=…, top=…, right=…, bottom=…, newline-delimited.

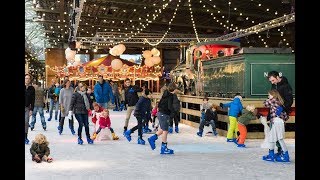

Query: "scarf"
left=78, top=90, right=90, bottom=110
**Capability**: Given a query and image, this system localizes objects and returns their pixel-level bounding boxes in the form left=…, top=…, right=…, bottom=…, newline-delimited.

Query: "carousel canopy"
left=82, top=55, right=138, bottom=67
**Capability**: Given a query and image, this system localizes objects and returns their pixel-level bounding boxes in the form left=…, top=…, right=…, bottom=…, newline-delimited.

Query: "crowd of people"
left=25, top=70, right=293, bottom=163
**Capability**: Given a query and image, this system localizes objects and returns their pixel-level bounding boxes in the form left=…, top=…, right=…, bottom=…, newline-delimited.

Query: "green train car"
left=202, top=47, right=295, bottom=98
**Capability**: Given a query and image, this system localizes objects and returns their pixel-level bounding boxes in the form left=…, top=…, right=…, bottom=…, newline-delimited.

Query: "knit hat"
left=276, top=106, right=283, bottom=116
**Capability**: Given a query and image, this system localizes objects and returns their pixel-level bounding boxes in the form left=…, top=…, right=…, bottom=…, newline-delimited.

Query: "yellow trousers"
left=227, top=116, right=238, bottom=139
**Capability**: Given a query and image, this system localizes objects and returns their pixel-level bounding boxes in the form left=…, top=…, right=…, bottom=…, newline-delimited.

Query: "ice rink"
left=25, top=110, right=295, bottom=180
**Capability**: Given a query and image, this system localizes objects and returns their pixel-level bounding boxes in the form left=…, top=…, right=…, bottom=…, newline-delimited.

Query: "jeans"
left=74, top=114, right=90, bottom=139
left=98, top=102, right=108, bottom=109
left=30, top=106, right=46, bottom=129
left=49, top=98, right=59, bottom=120
left=114, top=95, right=120, bottom=110
left=169, top=113, right=180, bottom=127
left=25, top=107, right=30, bottom=134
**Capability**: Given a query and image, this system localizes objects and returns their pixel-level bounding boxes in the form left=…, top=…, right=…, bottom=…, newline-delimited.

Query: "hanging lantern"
left=75, top=41, right=81, bottom=49
left=151, top=48, right=160, bottom=56
left=142, top=50, right=152, bottom=58
left=66, top=50, right=76, bottom=61
left=151, top=56, right=161, bottom=65
left=116, top=44, right=126, bottom=54
left=111, top=59, right=123, bottom=70
left=144, top=58, right=154, bottom=67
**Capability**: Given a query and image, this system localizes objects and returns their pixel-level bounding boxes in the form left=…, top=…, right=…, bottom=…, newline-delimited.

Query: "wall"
left=45, top=48, right=66, bottom=87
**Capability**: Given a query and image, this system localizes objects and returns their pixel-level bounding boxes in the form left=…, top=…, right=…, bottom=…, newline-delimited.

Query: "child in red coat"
left=91, top=102, right=104, bottom=133
left=92, top=109, right=119, bottom=140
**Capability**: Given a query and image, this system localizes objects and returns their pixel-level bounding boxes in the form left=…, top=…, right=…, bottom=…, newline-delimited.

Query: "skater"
left=58, top=79, right=75, bottom=135
left=148, top=83, right=176, bottom=154
left=92, top=109, right=119, bottom=141
left=86, top=87, right=95, bottom=110
left=47, top=80, right=60, bottom=121
left=220, top=95, right=243, bottom=142
left=30, top=82, right=46, bottom=131
left=91, top=102, right=104, bottom=134
left=168, top=88, right=181, bottom=133
left=235, top=104, right=259, bottom=147
left=69, top=84, right=94, bottom=145
left=197, top=104, right=218, bottom=137
left=25, top=74, right=35, bottom=144
left=124, top=89, right=152, bottom=145
left=94, top=75, right=114, bottom=109
left=110, top=80, right=121, bottom=111
left=201, top=97, right=212, bottom=122
left=30, top=133, right=53, bottom=163
left=151, top=102, right=159, bottom=128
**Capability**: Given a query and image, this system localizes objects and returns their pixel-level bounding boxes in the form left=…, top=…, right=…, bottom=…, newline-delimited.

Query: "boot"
left=227, top=138, right=236, bottom=142
left=87, top=137, right=94, bottom=144
left=175, top=126, right=179, bottom=133
left=91, top=132, right=97, bottom=140
left=196, top=131, right=203, bottom=137
left=112, top=133, right=119, bottom=140
left=69, top=125, right=75, bottom=135
left=123, top=127, right=127, bottom=135
left=168, top=126, right=173, bottom=134
left=57, top=126, right=63, bottom=135
left=262, top=149, right=275, bottom=162
left=145, top=126, right=152, bottom=133
left=25, top=137, right=29, bottom=144
left=213, top=131, right=218, bottom=136
left=124, top=130, right=132, bottom=142
left=78, top=137, right=83, bottom=145
left=237, top=144, right=246, bottom=148
left=147, top=134, right=158, bottom=150
left=160, top=143, right=174, bottom=154
left=137, top=137, right=145, bottom=145
left=275, top=151, right=290, bottom=162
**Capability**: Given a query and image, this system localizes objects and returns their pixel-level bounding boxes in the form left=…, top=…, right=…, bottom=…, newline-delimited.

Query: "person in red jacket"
left=92, top=109, right=119, bottom=140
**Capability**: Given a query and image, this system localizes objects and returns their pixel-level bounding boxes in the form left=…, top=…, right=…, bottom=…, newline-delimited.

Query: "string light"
left=189, top=0, right=200, bottom=42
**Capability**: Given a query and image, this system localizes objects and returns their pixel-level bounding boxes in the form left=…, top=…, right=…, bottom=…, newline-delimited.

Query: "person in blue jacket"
left=94, top=75, right=114, bottom=109
left=220, top=95, right=243, bottom=142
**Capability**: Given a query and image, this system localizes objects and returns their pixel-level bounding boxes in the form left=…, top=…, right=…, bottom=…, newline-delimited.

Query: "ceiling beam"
left=84, top=0, right=275, bottom=18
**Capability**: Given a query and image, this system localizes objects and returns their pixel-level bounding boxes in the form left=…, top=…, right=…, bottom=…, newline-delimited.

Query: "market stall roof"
left=82, top=55, right=138, bottom=67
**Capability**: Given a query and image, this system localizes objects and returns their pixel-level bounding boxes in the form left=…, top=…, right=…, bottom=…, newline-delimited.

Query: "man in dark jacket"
left=267, top=71, right=294, bottom=157
left=168, top=88, right=182, bottom=133
left=25, top=74, right=35, bottom=144
left=123, top=78, right=143, bottom=134
left=148, top=83, right=176, bottom=154
left=123, top=89, right=152, bottom=145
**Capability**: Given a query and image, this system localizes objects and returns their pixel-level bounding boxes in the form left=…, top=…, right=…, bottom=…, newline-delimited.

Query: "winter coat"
left=59, top=87, right=74, bottom=117
left=92, top=106, right=104, bottom=124
left=151, top=107, right=158, bottom=116
left=25, top=84, right=35, bottom=110
left=172, top=93, right=181, bottom=115
left=94, top=80, right=114, bottom=104
left=34, top=87, right=45, bottom=107
left=270, top=76, right=293, bottom=114
left=221, top=97, right=243, bottom=117
left=124, top=85, right=143, bottom=106
left=70, top=91, right=89, bottom=114
left=99, top=116, right=111, bottom=128
left=30, top=142, right=50, bottom=157
left=205, top=109, right=218, bottom=122
left=47, top=85, right=55, bottom=99
left=133, top=95, right=152, bottom=119
left=237, top=109, right=257, bottom=126
left=158, top=90, right=175, bottom=118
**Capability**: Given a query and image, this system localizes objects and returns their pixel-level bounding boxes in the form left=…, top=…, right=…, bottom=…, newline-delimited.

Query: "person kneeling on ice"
left=92, top=109, right=119, bottom=141
left=124, top=89, right=152, bottom=145
left=197, top=104, right=218, bottom=137
left=262, top=106, right=290, bottom=162
left=91, top=102, right=104, bottom=135
left=235, top=104, right=259, bottom=147
left=30, top=133, right=53, bottom=163
left=147, top=83, right=176, bottom=154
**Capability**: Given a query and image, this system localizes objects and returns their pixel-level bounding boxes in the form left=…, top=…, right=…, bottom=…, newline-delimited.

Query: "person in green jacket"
left=30, top=133, right=53, bottom=163
left=236, top=105, right=259, bottom=148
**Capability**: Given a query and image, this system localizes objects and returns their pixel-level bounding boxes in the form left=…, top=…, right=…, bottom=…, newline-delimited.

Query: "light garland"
left=188, top=0, right=200, bottom=42
left=144, top=0, right=181, bottom=46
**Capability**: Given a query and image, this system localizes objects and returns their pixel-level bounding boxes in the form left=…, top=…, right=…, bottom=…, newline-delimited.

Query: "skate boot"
left=160, top=143, right=174, bottom=154
left=262, top=149, right=275, bottom=162
left=275, top=151, right=290, bottom=162
left=237, top=144, right=246, bottom=148
left=123, top=127, right=127, bottom=135
left=148, top=134, right=158, bottom=150
left=227, top=138, right=236, bottom=142
left=57, top=126, right=63, bottom=135
left=77, top=137, right=83, bottom=145
left=91, top=132, right=97, bottom=140
left=137, top=137, right=145, bottom=145
left=87, top=137, right=94, bottom=144
left=124, top=130, right=132, bottom=142
left=145, top=126, right=152, bottom=133
left=213, top=131, right=218, bottom=136
left=112, top=133, right=119, bottom=140
left=175, top=126, right=179, bottom=133
left=196, top=131, right=203, bottom=137
left=69, top=125, right=75, bottom=135
left=25, top=137, right=29, bottom=144
left=168, top=126, right=173, bottom=134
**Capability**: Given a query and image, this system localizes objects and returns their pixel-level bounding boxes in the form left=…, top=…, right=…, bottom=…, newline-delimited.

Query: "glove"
left=128, top=88, right=135, bottom=93
left=219, top=103, right=224, bottom=108
left=68, top=111, right=73, bottom=119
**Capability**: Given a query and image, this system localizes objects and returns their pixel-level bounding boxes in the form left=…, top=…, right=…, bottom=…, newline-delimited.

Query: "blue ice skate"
left=262, top=150, right=275, bottom=162
left=168, top=126, right=173, bottom=134
left=148, top=134, right=158, bottom=150
left=137, top=137, right=145, bottom=145
left=160, top=143, right=174, bottom=154
left=87, top=137, right=94, bottom=144
left=175, top=126, right=179, bottom=133
left=124, top=130, right=132, bottom=142
left=275, top=151, right=290, bottom=162
left=78, top=138, right=83, bottom=145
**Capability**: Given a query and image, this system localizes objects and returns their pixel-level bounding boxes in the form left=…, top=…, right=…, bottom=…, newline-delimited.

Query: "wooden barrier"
left=151, top=93, right=295, bottom=139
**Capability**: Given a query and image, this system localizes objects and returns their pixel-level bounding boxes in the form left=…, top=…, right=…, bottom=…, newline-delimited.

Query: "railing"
left=152, top=93, right=295, bottom=139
